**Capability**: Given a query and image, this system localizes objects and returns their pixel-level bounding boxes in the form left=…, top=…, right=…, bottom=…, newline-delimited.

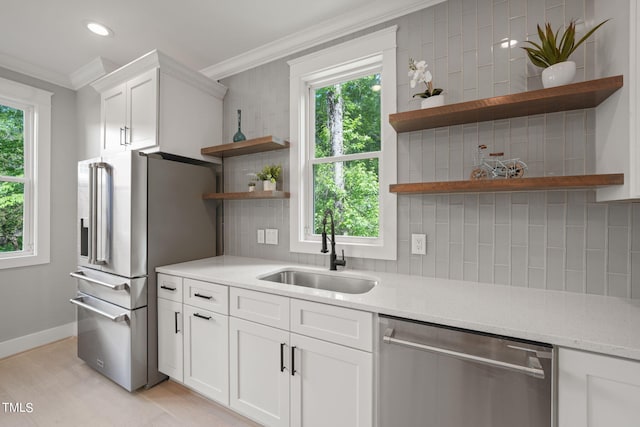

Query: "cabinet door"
left=290, top=333, right=372, bottom=427
left=126, top=68, right=158, bottom=151
left=183, top=305, right=229, bottom=405
left=229, top=317, right=289, bottom=427
left=101, top=83, right=127, bottom=153
left=157, top=298, right=183, bottom=381
left=558, top=348, right=640, bottom=427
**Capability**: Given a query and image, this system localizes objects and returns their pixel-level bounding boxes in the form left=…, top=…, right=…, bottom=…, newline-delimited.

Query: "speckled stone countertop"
left=157, top=256, right=640, bottom=361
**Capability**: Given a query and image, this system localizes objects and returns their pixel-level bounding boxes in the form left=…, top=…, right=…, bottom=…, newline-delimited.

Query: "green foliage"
left=256, top=164, right=282, bottom=183
left=313, top=74, right=381, bottom=238
left=0, top=104, right=25, bottom=252
left=523, top=20, right=609, bottom=68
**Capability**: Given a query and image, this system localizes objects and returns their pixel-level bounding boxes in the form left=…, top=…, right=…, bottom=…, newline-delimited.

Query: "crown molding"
left=69, top=57, right=120, bottom=90
left=200, top=0, right=444, bottom=80
left=91, top=49, right=227, bottom=99
left=0, top=51, right=73, bottom=89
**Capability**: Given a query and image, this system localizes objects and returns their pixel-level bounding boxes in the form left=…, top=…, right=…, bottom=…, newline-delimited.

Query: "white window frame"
left=288, top=26, right=397, bottom=260
left=0, top=77, right=52, bottom=269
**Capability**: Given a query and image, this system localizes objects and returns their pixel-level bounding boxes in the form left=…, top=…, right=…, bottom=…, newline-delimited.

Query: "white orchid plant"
left=408, top=58, right=443, bottom=98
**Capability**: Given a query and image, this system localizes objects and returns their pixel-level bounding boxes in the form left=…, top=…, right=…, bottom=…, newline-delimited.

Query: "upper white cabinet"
left=91, top=50, right=227, bottom=161
left=594, top=0, right=640, bottom=200
left=558, top=348, right=640, bottom=427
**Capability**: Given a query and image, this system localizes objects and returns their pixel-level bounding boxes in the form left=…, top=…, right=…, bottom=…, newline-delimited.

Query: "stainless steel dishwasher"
left=379, top=315, right=555, bottom=427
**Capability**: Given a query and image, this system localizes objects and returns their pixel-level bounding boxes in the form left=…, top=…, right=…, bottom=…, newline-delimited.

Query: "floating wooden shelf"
left=389, top=76, right=623, bottom=133
left=203, top=190, right=290, bottom=200
left=389, top=174, right=624, bottom=194
left=201, top=136, right=289, bottom=158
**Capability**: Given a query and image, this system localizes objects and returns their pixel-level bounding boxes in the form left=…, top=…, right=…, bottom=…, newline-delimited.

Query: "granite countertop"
left=157, top=255, right=640, bottom=361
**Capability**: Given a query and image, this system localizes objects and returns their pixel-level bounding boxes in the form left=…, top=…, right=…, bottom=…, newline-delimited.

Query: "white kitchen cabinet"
left=229, top=288, right=373, bottom=427
left=290, top=333, right=372, bottom=427
left=594, top=0, right=640, bottom=200
left=100, top=68, right=158, bottom=153
left=229, top=316, right=290, bottom=427
left=157, top=297, right=183, bottom=381
left=558, top=347, right=640, bottom=427
left=92, top=50, right=226, bottom=161
left=183, top=305, right=229, bottom=405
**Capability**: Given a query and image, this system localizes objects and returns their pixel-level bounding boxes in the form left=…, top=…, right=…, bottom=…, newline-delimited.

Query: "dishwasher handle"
left=383, top=328, right=545, bottom=379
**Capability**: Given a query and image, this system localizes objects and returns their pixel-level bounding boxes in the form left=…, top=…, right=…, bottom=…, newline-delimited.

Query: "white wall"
left=220, top=0, right=640, bottom=298
left=0, top=67, right=77, bottom=347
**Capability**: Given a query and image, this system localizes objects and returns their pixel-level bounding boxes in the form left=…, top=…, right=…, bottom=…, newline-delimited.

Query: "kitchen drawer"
left=230, top=288, right=289, bottom=330
left=157, top=274, right=183, bottom=302
left=290, top=299, right=372, bottom=351
left=183, top=279, right=228, bottom=314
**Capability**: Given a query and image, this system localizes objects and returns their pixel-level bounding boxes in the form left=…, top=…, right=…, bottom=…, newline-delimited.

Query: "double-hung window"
left=0, top=77, right=51, bottom=269
left=289, top=27, right=397, bottom=260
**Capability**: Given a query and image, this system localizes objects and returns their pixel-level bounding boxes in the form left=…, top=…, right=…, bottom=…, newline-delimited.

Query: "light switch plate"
left=411, top=233, right=426, bottom=255
left=266, top=229, right=278, bottom=245
left=257, top=229, right=265, bottom=244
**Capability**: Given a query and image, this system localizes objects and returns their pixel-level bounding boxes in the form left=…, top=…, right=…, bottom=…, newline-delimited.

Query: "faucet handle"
left=335, top=249, right=347, bottom=267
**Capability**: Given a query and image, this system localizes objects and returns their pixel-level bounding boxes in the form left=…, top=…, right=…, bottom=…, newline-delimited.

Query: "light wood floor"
left=0, top=337, right=261, bottom=427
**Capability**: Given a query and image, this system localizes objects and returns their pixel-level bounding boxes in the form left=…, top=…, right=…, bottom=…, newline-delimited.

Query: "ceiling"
left=0, top=0, right=437, bottom=89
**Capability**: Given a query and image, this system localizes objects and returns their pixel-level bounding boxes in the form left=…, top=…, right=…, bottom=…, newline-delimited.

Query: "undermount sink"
left=258, top=269, right=377, bottom=294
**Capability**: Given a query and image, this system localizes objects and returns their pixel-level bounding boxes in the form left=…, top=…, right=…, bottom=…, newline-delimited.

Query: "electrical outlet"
left=411, top=233, right=426, bottom=255
left=257, top=229, right=265, bottom=244
left=266, top=228, right=279, bottom=245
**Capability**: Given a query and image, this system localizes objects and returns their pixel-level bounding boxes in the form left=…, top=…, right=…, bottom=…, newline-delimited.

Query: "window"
left=289, top=27, right=397, bottom=260
left=0, top=77, right=51, bottom=269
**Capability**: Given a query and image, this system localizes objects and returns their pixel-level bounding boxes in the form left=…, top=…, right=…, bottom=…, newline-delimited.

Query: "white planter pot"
left=541, top=61, right=576, bottom=88
left=263, top=180, right=276, bottom=192
left=420, top=95, right=445, bottom=109
left=248, top=185, right=255, bottom=192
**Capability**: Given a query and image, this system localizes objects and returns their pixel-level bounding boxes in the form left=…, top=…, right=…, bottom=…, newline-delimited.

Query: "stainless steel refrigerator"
left=70, top=150, right=220, bottom=391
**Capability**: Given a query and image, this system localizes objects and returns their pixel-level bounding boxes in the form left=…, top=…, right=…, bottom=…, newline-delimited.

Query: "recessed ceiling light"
left=86, top=21, right=113, bottom=37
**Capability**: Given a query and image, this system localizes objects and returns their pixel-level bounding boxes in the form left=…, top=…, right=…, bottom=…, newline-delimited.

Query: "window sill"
left=290, top=238, right=396, bottom=261
left=0, top=252, right=50, bottom=270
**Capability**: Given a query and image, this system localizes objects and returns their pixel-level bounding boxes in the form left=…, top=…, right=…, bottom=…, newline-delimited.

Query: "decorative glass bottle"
left=233, top=109, right=246, bottom=142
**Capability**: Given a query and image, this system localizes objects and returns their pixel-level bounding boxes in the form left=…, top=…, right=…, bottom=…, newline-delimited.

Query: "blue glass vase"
left=233, top=109, right=246, bottom=142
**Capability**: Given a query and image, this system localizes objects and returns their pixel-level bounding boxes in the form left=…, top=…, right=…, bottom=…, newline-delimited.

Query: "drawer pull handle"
left=193, top=313, right=212, bottom=320
left=161, top=285, right=177, bottom=291
left=194, top=293, right=213, bottom=300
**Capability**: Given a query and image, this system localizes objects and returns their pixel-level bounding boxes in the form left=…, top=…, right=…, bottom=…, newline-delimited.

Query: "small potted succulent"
left=247, top=173, right=257, bottom=192
left=523, top=19, right=608, bottom=88
left=409, top=58, right=444, bottom=108
left=257, top=164, right=282, bottom=192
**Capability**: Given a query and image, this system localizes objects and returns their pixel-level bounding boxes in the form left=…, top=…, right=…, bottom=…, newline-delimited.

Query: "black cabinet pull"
left=174, top=312, right=180, bottom=333
left=194, top=293, right=213, bottom=300
left=280, top=343, right=286, bottom=372
left=161, top=285, right=176, bottom=291
left=193, top=313, right=212, bottom=320
left=291, top=346, right=297, bottom=376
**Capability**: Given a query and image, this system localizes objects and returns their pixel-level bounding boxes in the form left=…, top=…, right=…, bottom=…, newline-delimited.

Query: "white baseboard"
left=0, top=322, right=76, bottom=359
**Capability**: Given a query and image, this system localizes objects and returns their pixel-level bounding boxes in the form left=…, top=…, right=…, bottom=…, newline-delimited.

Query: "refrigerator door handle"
left=70, top=296, right=128, bottom=322
left=70, top=271, right=128, bottom=291
left=90, top=162, right=110, bottom=265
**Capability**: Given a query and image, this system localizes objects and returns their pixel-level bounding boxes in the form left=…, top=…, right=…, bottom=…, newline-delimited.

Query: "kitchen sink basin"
left=258, top=269, right=377, bottom=294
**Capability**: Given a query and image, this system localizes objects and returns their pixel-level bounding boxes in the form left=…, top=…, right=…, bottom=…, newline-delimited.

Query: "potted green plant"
left=257, top=164, right=282, bottom=191
left=523, top=19, right=608, bottom=88
left=247, top=173, right=257, bottom=192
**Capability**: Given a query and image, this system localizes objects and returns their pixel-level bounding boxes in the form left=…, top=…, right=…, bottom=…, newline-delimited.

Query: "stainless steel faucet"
left=320, top=209, right=346, bottom=271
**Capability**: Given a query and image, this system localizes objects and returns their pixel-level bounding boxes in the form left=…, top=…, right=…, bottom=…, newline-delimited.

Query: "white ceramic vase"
left=541, top=61, right=576, bottom=88
left=263, top=180, right=276, bottom=192
left=421, top=94, right=445, bottom=109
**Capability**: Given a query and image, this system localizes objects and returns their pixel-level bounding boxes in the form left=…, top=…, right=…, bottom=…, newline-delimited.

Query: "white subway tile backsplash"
left=221, top=0, right=639, bottom=299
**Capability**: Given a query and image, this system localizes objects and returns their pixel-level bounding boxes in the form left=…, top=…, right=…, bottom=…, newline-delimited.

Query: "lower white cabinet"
left=229, top=316, right=290, bottom=427
left=290, top=333, right=372, bottom=427
left=229, top=288, right=373, bottom=427
left=184, top=305, right=229, bottom=405
left=157, top=297, right=183, bottom=381
left=558, top=347, right=640, bottom=427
